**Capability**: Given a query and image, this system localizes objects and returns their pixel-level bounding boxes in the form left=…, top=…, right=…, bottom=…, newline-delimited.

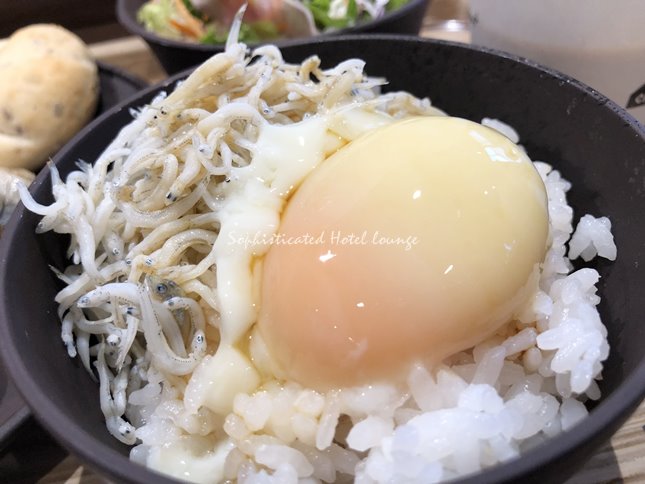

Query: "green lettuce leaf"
left=386, top=0, right=410, bottom=11
left=182, top=0, right=203, bottom=18
left=137, top=0, right=177, bottom=37
left=200, top=21, right=281, bottom=45
left=306, top=0, right=359, bottom=30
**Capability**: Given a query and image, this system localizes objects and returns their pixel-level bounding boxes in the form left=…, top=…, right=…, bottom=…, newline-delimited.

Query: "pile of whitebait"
left=18, top=15, right=436, bottom=444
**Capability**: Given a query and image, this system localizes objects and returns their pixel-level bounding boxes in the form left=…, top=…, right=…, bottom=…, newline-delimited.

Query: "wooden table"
left=2, top=13, right=644, bottom=484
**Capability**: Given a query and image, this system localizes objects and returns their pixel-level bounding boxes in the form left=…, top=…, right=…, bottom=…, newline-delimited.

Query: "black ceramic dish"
left=0, top=62, right=147, bottom=451
left=95, top=62, right=149, bottom=114
left=116, top=0, right=431, bottom=73
left=1, top=35, right=644, bottom=484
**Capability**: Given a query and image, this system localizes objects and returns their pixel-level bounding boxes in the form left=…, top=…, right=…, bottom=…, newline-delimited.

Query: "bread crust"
left=0, top=24, right=99, bottom=170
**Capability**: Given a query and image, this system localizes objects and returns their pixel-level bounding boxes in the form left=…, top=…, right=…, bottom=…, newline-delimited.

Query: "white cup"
left=469, top=0, right=645, bottom=124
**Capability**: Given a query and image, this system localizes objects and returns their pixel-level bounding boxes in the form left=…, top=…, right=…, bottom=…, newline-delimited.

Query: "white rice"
left=569, top=215, right=617, bottom=262
left=481, top=117, right=520, bottom=144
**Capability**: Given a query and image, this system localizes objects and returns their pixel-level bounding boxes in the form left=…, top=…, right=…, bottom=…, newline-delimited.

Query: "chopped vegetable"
left=182, top=0, right=203, bottom=18
left=172, top=0, right=205, bottom=36
left=200, top=20, right=279, bottom=44
left=307, top=0, right=359, bottom=29
left=386, top=0, right=408, bottom=10
left=136, top=0, right=410, bottom=43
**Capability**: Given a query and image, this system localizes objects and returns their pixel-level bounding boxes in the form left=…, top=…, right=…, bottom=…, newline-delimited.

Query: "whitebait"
left=19, top=10, right=439, bottom=455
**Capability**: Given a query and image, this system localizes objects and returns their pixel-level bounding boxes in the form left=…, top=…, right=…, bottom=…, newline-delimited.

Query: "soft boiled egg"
left=256, top=116, right=549, bottom=390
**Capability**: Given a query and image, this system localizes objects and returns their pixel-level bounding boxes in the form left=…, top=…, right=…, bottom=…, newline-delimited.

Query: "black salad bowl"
left=116, top=0, right=432, bottom=73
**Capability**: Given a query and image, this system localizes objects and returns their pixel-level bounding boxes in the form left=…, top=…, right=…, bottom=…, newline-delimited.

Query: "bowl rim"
left=116, top=0, right=431, bottom=53
left=1, top=33, right=645, bottom=484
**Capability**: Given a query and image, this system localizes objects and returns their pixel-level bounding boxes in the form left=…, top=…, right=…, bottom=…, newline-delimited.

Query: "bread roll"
left=0, top=24, right=99, bottom=170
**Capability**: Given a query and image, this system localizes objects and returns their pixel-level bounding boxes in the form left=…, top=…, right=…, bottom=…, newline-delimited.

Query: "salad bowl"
left=116, top=0, right=431, bottom=73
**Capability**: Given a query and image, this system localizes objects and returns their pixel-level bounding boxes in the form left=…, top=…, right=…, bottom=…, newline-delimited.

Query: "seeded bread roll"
left=0, top=24, right=99, bottom=170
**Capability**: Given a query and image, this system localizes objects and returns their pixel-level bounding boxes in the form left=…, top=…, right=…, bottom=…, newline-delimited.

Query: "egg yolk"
left=257, top=116, right=548, bottom=389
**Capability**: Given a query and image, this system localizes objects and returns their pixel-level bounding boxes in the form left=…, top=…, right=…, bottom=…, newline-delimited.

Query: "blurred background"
left=0, top=0, right=125, bottom=42
left=0, top=0, right=470, bottom=44
left=3, top=0, right=641, bottom=123
left=0, top=0, right=472, bottom=84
